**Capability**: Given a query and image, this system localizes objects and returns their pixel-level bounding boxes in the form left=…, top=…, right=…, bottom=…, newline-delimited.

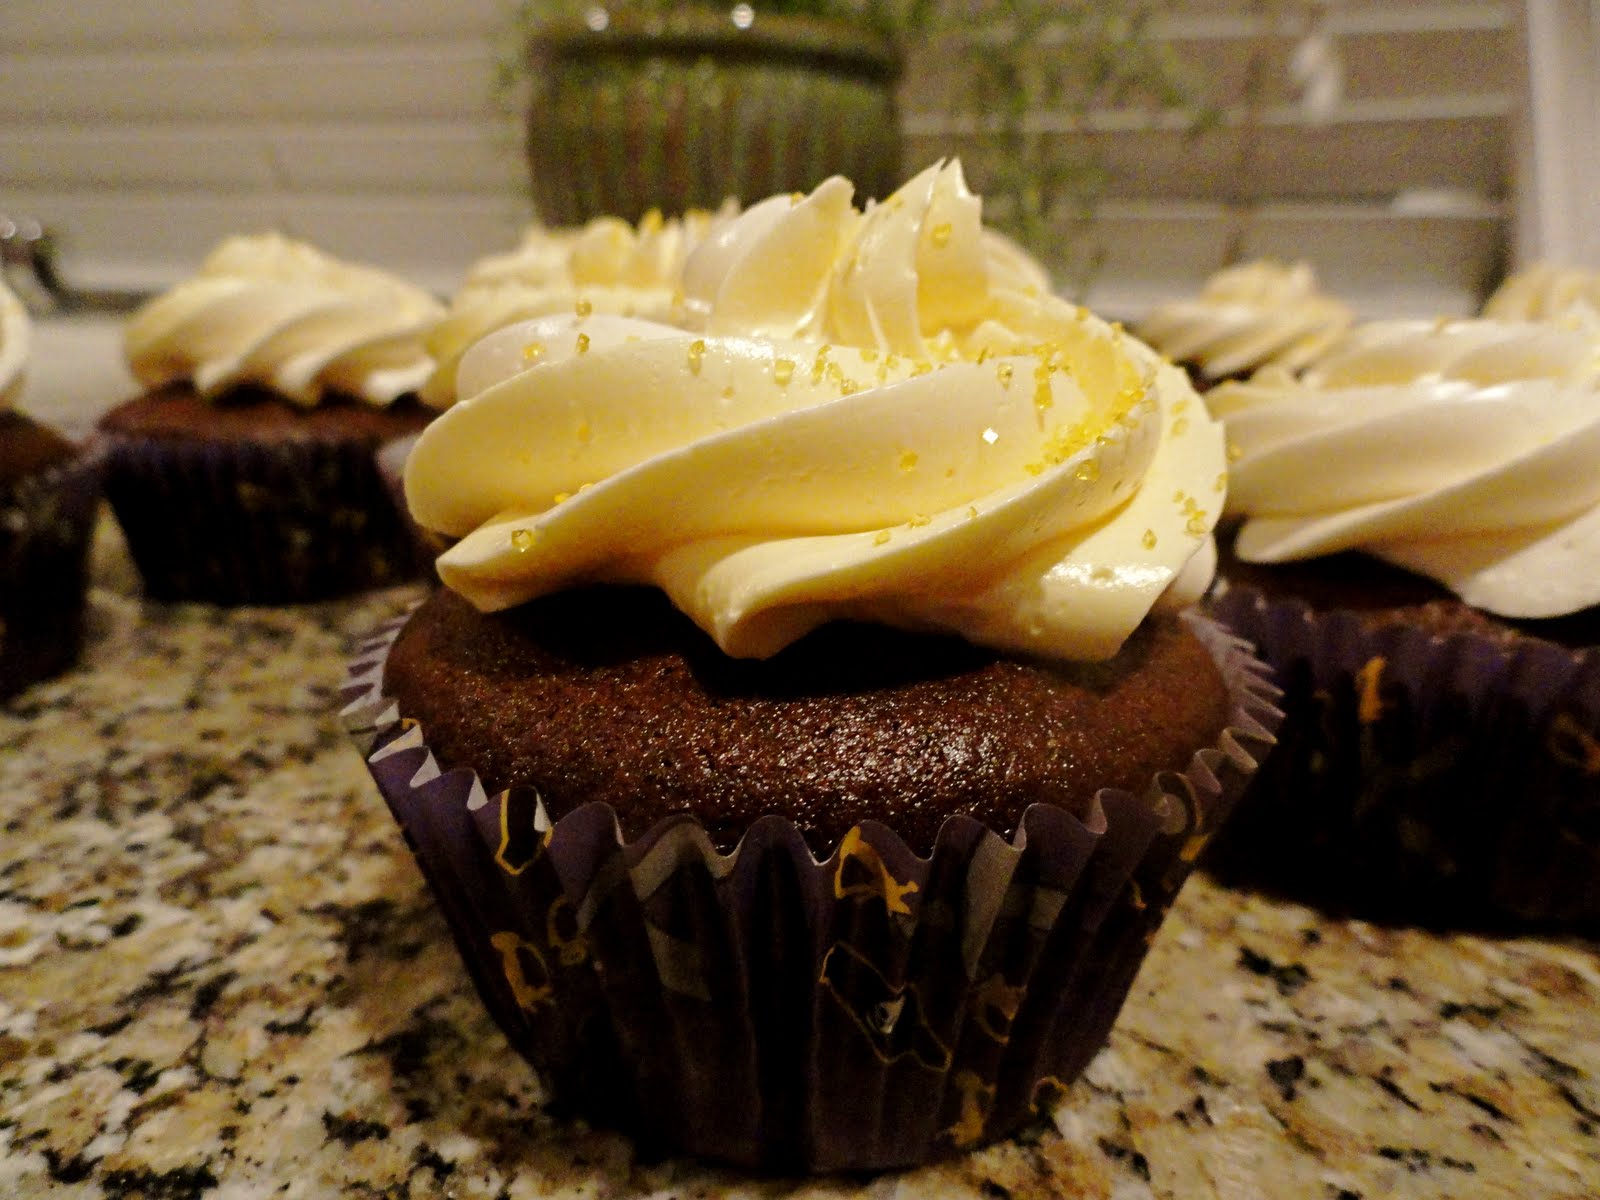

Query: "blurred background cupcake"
left=1136, top=259, right=1354, bottom=391
left=0, top=278, right=102, bottom=699
left=1202, top=312, right=1600, bottom=928
left=98, top=233, right=444, bottom=604
left=345, top=161, right=1279, bottom=1171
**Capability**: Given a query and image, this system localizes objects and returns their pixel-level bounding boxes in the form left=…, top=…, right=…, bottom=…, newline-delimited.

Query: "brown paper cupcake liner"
left=1205, top=582, right=1600, bottom=929
left=98, top=430, right=423, bottom=604
left=1, top=448, right=102, bottom=699
left=340, top=611, right=1279, bottom=1172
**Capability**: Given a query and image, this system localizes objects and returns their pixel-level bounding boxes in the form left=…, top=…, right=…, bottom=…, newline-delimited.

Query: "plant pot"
left=525, top=8, right=904, bottom=224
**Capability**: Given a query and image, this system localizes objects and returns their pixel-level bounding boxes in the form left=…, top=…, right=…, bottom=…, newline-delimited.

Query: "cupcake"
left=418, top=206, right=731, bottom=408
left=1202, top=315, right=1600, bottom=926
left=0, top=279, right=102, bottom=699
left=1136, top=259, right=1353, bottom=390
left=99, top=233, right=443, bottom=603
left=1482, top=262, right=1600, bottom=323
left=342, top=161, right=1278, bottom=1170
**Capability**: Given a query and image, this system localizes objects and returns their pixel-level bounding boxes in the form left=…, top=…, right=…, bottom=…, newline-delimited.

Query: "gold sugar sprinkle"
left=1074, top=459, right=1101, bottom=483
left=1172, top=417, right=1190, bottom=436
left=553, top=492, right=571, bottom=504
left=511, top=528, right=536, bottom=552
left=907, top=513, right=931, bottom=528
left=1173, top=397, right=1189, bottom=415
left=1141, top=529, right=1157, bottom=550
left=1186, top=513, right=1209, bottom=535
left=1227, top=440, right=1244, bottom=463
left=687, top=339, right=706, bottom=375
left=899, top=450, right=919, bottom=472
left=575, top=332, right=590, bottom=354
left=722, top=385, right=734, bottom=399
left=575, top=298, right=593, bottom=318
left=967, top=505, right=979, bottom=520
left=773, top=357, right=796, bottom=386
left=1173, top=490, right=1187, bottom=504
left=930, top=222, right=953, bottom=248
left=1214, top=472, right=1228, bottom=493
left=873, top=530, right=892, bottom=546
left=521, top=340, right=545, bottom=362
left=812, top=345, right=832, bottom=384
left=996, top=362, right=1014, bottom=388
left=861, top=348, right=879, bottom=363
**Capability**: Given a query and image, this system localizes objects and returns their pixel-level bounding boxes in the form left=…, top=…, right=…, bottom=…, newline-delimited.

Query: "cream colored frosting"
left=0, top=279, right=29, bottom=411
left=123, top=233, right=444, bottom=407
left=1211, top=317, right=1600, bottom=618
left=407, top=304, right=1222, bottom=662
left=1137, top=260, right=1354, bottom=381
left=679, top=160, right=1054, bottom=355
left=1483, top=263, right=1600, bottom=324
left=420, top=207, right=733, bottom=407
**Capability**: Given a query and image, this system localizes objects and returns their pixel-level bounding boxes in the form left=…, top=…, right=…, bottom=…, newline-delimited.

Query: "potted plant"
left=508, top=0, right=917, bottom=224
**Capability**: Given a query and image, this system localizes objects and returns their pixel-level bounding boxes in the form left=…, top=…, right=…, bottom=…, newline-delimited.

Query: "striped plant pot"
left=526, top=10, right=904, bottom=223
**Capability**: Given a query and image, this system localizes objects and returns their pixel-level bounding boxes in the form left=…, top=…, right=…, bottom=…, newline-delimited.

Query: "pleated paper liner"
left=340, top=611, right=1280, bottom=1172
left=98, top=429, right=424, bottom=605
left=1205, top=582, right=1600, bottom=930
left=1, top=447, right=102, bottom=698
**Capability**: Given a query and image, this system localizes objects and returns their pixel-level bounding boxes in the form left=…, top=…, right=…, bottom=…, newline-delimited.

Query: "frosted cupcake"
left=1483, top=262, right=1600, bottom=324
left=1204, top=315, right=1600, bottom=926
left=419, top=206, right=731, bottom=408
left=99, top=233, right=443, bottom=603
left=1137, top=260, right=1353, bottom=389
left=0, top=279, right=102, bottom=697
left=344, top=161, right=1278, bottom=1170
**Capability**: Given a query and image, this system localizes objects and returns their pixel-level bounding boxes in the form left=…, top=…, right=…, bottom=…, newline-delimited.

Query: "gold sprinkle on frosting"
left=1142, top=529, right=1158, bottom=550
left=687, top=339, right=706, bottom=375
left=574, top=298, right=593, bottom=318
left=511, top=528, right=536, bottom=552
left=931, top=221, right=953, bottom=248
left=899, top=450, right=919, bottom=471
left=873, top=530, right=892, bottom=546
left=575, top=332, right=590, bottom=354
left=773, top=357, right=795, bottom=386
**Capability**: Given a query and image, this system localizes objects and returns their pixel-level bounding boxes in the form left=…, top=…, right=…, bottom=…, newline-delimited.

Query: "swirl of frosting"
left=1483, top=263, right=1600, bottom=324
left=1137, top=260, right=1354, bottom=381
left=405, top=302, right=1224, bottom=663
left=679, top=160, right=1053, bottom=355
left=1210, top=317, right=1600, bottom=618
left=124, top=233, right=444, bottom=407
left=420, top=206, right=734, bottom=407
left=0, top=278, right=29, bottom=411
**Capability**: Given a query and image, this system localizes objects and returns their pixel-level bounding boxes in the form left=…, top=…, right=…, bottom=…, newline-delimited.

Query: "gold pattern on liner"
left=489, top=931, right=554, bottom=1011
left=1355, top=656, right=1387, bottom=724
left=833, top=826, right=920, bottom=914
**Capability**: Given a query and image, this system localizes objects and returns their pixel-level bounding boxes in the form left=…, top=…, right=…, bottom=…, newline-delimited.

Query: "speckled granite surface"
left=3, top=521, right=1599, bottom=1200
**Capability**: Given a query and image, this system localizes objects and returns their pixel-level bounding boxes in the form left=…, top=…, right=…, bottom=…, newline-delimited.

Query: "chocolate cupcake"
left=1137, top=259, right=1353, bottom=391
left=0, top=280, right=102, bottom=699
left=99, top=233, right=442, bottom=603
left=1202, top=315, right=1600, bottom=928
left=344, top=162, right=1279, bottom=1170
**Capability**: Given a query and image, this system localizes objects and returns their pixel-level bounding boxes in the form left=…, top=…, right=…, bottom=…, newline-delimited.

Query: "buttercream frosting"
left=1483, top=263, right=1600, bottom=324
left=0, top=279, right=28, bottom=411
left=123, top=233, right=444, bottom=407
left=420, top=207, right=731, bottom=407
left=1211, top=316, right=1600, bottom=618
left=1137, top=260, right=1354, bottom=381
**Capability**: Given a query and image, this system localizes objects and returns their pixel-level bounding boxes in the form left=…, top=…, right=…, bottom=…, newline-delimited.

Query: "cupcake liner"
left=1, top=447, right=102, bottom=699
left=340, top=611, right=1279, bottom=1171
left=1205, top=582, right=1600, bottom=929
left=374, top=432, right=449, bottom=581
left=98, top=429, right=422, bottom=604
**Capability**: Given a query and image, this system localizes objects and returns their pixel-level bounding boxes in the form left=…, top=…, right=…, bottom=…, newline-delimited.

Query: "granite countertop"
left=5, top=320, right=1600, bottom=1198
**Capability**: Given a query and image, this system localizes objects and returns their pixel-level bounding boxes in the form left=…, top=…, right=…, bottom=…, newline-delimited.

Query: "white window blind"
left=903, top=0, right=1525, bottom=319
left=0, top=0, right=1590, bottom=313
